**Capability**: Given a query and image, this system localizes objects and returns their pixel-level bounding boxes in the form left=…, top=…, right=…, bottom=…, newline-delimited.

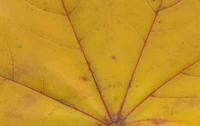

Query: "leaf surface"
left=1, top=0, right=200, bottom=126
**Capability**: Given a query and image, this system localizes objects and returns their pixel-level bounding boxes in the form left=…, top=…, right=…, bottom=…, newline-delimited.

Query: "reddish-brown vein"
left=181, top=72, right=200, bottom=78
left=117, top=0, right=163, bottom=118
left=79, top=20, right=99, bottom=41
left=25, top=0, right=66, bottom=16
left=160, top=0, right=182, bottom=11
left=68, top=0, right=82, bottom=16
left=0, top=33, right=15, bottom=79
left=129, top=22, right=145, bottom=41
left=121, top=58, right=200, bottom=122
left=0, top=73, right=106, bottom=125
left=145, top=0, right=156, bottom=13
left=151, top=95, right=200, bottom=99
left=12, top=20, right=80, bottom=50
left=38, top=66, right=45, bottom=93
left=45, top=107, right=56, bottom=118
left=126, top=119, right=188, bottom=125
left=61, top=0, right=113, bottom=122
left=0, top=79, right=6, bottom=86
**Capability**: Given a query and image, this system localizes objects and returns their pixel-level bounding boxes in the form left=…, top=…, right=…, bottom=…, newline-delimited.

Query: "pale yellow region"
left=183, top=62, right=200, bottom=76
left=0, top=80, right=102, bottom=126
left=0, top=20, right=109, bottom=120
left=153, top=0, right=200, bottom=32
left=0, top=0, right=78, bottom=48
left=128, top=121, right=187, bottom=126
left=153, top=73, right=200, bottom=97
left=126, top=97, right=200, bottom=126
left=71, top=0, right=154, bottom=115
left=0, top=34, right=13, bottom=78
left=25, top=0, right=65, bottom=15
left=146, top=0, right=161, bottom=12
left=123, top=1, right=200, bottom=117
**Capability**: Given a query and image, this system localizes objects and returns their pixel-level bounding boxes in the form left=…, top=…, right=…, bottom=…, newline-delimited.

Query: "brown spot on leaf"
left=18, top=94, right=36, bottom=107
left=79, top=76, right=88, bottom=81
left=5, top=113, right=23, bottom=119
left=187, top=98, right=200, bottom=107
left=111, top=56, right=117, bottom=60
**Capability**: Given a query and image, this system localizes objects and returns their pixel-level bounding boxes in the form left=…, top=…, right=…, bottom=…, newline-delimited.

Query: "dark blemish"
left=31, top=9, right=34, bottom=11
left=158, top=20, right=161, bottom=23
left=79, top=76, right=88, bottom=81
left=4, top=113, right=23, bottom=119
left=18, top=94, right=36, bottom=107
left=111, top=55, right=116, bottom=60
left=96, top=28, right=99, bottom=30
left=18, top=44, right=22, bottom=48
left=48, top=107, right=55, bottom=116
left=153, top=0, right=156, bottom=2
left=26, top=6, right=29, bottom=8
left=188, top=98, right=200, bottom=107
left=82, top=76, right=87, bottom=81
left=104, top=83, right=122, bottom=90
left=114, top=97, right=117, bottom=101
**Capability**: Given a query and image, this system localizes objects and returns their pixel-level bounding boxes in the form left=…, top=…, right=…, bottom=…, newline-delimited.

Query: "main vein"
left=60, top=0, right=113, bottom=122
left=117, top=0, right=164, bottom=120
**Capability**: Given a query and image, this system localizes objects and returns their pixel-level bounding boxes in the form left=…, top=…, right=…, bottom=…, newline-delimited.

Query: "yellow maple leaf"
left=0, top=0, right=200, bottom=126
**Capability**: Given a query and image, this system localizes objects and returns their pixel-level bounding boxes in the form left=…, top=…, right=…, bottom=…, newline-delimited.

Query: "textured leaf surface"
left=1, top=0, right=200, bottom=125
